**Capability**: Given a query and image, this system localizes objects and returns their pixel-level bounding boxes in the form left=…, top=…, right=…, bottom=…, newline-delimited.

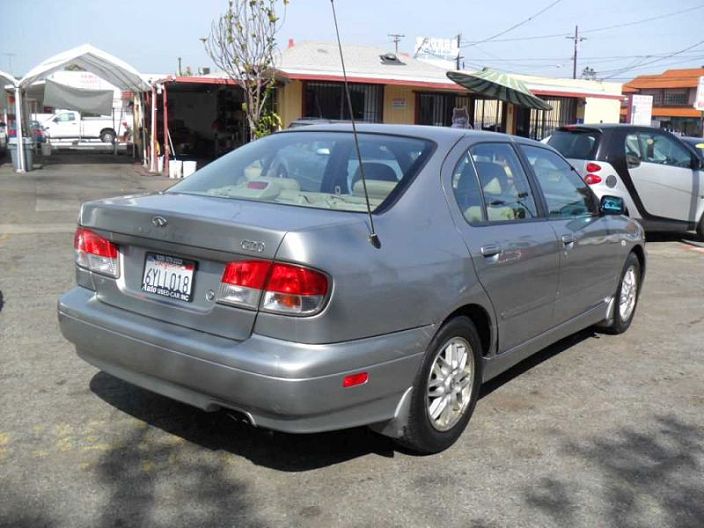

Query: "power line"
left=463, top=0, right=564, bottom=47
left=461, top=5, right=704, bottom=46
left=602, top=39, right=704, bottom=78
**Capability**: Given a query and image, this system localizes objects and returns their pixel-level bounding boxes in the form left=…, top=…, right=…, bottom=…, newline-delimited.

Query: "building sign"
left=391, top=97, right=406, bottom=109
left=629, top=94, right=653, bottom=126
left=414, top=37, right=459, bottom=69
left=694, top=76, right=704, bottom=111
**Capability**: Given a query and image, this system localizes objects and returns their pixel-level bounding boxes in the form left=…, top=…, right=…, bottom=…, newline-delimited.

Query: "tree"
left=204, top=0, right=289, bottom=140
left=581, top=66, right=597, bottom=81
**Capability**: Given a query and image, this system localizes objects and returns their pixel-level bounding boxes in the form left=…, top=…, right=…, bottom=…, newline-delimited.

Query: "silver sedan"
left=58, top=124, right=645, bottom=454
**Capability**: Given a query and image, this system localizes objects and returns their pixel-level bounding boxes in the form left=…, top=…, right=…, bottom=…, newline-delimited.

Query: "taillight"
left=586, top=162, right=602, bottom=173
left=74, top=227, right=119, bottom=277
left=584, top=174, right=602, bottom=185
left=218, top=260, right=329, bottom=316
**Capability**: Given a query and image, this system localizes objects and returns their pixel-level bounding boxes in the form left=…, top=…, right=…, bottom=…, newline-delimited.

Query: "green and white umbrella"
left=447, top=68, right=552, bottom=111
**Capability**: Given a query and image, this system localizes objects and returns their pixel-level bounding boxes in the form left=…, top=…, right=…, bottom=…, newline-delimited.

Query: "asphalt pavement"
left=1, top=151, right=703, bottom=528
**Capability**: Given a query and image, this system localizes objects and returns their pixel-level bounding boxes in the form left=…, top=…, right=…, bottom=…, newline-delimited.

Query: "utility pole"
left=2, top=53, right=16, bottom=74
left=456, top=33, right=463, bottom=70
left=566, top=25, right=586, bottom=80
left=387, top=33, right=405, bottom=54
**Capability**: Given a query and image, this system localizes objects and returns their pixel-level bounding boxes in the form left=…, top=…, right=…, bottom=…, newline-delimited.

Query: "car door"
left=48, top=112, right=79, bottom=139
left=519, top=144, right=619, bottom=322
left=445, top=140, right=560, bottom=353
left=626, top=130, right=702, bottom=222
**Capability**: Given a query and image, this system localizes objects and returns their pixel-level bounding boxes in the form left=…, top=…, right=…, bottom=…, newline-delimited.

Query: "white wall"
left=583, top=97, right=622, bottom=124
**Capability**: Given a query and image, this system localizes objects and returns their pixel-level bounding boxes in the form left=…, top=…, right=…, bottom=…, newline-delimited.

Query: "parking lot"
left=1, top=154, right=703, bottom=528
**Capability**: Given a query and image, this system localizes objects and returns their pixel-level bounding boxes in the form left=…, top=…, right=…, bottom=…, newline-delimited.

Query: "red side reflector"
left=343, top=372, right=368, bottom=388
left=584, top=174, right=602, bottom=185
left=586, top=162, right=602, bottom=173
left=74, top=227, right=118, bottom=258
left=221, top=260, right=272, bottom=289
left=267, top=263, right=328, bottom=296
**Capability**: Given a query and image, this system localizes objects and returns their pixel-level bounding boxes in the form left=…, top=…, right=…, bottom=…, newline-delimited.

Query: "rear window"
left=169, top=131, right=433, bottom=212
left=547, top=130, right=600, bottom=160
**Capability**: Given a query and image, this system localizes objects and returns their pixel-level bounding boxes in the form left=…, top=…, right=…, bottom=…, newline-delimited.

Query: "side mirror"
left=625, top=153, right=641, bottom=169
left=600, top=195, right=625, bottom=216
left=691, top=154, right=703, bottom=171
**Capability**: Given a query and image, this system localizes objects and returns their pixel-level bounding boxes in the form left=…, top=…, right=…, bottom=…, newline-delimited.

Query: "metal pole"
left=14, top=87, right=24, bottom=173
left=162, top=83, right=169, bottom=176
left=150, top=85, right=158, bottom=173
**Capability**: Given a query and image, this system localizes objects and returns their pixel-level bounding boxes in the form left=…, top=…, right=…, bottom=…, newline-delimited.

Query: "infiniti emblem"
left=152, top=216, right=168, bottom=228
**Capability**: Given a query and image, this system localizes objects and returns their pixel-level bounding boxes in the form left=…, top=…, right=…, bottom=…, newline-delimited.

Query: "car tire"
left=697, top=214, right=704, bottom=242
left=100, top=130, right=116, bottom=143
left=396, top=316, right=483, bottom=454
left=597, top=252, right=641, bottom=335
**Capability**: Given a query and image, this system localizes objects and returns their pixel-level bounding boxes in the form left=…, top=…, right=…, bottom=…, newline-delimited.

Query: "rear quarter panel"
left=254, top=146, right=494, bottom=345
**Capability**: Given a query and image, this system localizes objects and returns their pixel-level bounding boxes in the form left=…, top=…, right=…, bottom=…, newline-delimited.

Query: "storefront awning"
left=447, top=69, right=552, bottom=111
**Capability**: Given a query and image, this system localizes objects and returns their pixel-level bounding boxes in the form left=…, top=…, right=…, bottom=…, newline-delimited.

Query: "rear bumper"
left=58, top=287, right=431, bottom=434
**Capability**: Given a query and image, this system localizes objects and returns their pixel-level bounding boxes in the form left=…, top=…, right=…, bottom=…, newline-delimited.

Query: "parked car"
left=41, top=110, right=129, bottom=143
left=548, top=124, right=704, bottom=239
left=58, top=124, right=645, bottom=454
left=8, top=120, right=47, bottom=144
left=0, top=122, right=7, bottom=155
left=682, top=136, right=704, bottom=161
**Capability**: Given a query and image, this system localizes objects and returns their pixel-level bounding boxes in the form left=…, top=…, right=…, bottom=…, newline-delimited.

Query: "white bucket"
left=40, top=143, right=52, bottom=156
left=157, top=155, right=164, bottom=173
left=169, top=160, right=182, bottom=179
left=182, top=160, right=197, bottom=178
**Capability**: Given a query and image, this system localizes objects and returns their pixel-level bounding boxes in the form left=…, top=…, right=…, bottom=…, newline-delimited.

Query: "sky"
left=2, top=0, right=703, bottom=82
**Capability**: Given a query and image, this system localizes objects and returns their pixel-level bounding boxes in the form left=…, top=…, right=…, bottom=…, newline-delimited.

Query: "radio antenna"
left=329, top=0, right=381, bottom=249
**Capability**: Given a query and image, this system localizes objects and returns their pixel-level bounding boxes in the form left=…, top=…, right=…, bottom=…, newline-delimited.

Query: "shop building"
left=622, top=67, right=704, bottom=136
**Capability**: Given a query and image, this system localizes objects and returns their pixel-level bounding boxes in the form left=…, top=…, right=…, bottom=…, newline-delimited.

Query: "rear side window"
left=548, top=130, right=600, bottom=160
left=467, top=143, right=538, bottom=222
left=170, top=132, right=434, bottom=212
left=521, top=145, right=596, bottom=218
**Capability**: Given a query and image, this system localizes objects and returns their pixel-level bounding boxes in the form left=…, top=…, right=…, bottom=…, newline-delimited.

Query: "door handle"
left=480, top=244, right=502, bottom=258
left=561, top=234, right=575, bottom=247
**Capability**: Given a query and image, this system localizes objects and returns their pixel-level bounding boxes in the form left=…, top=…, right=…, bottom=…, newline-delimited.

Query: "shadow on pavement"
left=646, top=232, right=701, bottom=245
left=90, top=372, right=397, bottom=472
left=43, top=151, right=135, bottom=165
left=92, top=422, right=266, bottom=528
left=90, top=330, right=599, bottom=470
left=523, top=415, right=704, bottom=528
left=480, top=328, right=597, bottom=399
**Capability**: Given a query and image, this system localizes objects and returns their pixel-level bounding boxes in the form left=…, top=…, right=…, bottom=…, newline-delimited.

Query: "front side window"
left=169, top=131, right=434, bottom=213
left=521, top=145, right=595, bottom=218
left=637, top=132, right=692, bottom=168
left=469, top=143, right=538, bottom=222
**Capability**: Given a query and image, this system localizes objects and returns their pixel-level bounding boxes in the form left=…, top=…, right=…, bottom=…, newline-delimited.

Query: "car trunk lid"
left=79, top=192, right=357, bottom=341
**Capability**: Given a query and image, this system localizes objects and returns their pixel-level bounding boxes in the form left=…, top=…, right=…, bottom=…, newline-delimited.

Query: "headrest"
left=352, top=179, right=397, bottom=200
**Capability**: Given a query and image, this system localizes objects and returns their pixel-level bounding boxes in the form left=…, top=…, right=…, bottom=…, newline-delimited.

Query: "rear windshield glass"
left=169, top=131, right=434, bottom=212
left=547, top=130, right=600, bottom=160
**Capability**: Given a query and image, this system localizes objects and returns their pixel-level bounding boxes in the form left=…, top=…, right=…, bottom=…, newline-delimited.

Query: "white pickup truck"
left=41, top=110, right=130, bottom=143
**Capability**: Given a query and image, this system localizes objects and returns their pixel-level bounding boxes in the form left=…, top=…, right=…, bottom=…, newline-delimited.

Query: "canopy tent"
left=44, top=79, right=114, bottom=115
left=447, top=68, right=553, bottom=111
left=11, top=44, right=150, bottom=172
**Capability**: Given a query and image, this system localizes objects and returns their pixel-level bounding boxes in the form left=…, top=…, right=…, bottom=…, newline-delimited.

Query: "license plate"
left=141, top=253, right=196, bottom=302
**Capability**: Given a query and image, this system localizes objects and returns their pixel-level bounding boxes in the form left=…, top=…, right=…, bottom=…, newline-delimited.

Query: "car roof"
left=555, top=123, right=683, bottom=134
left=276, top=122, right=545, bottom=147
